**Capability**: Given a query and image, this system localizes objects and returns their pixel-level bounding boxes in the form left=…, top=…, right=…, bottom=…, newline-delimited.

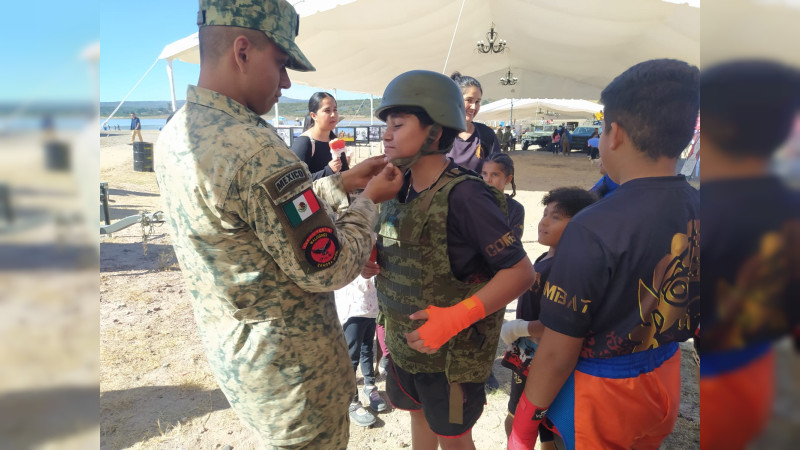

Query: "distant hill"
left=100, top=97, right=379, bottom=118
left=100, top=100, right=185, bottom=118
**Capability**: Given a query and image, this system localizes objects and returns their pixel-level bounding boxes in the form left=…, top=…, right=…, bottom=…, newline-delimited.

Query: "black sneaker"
left=485, top=370, right=500, bottom=392
left=348, top=402, right=376, bottom=427
left=378, top=356, right=389, bottom=377
left=364, top=385, right=387, bottom=412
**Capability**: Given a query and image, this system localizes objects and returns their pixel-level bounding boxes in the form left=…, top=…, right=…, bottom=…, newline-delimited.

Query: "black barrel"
left=133, top=142, right=154, bottom=172
left=45, top=140, right=70, bottom=171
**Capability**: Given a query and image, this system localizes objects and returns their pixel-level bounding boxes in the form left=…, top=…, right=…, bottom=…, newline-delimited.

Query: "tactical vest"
left=376, top=166, right=507, bottom=384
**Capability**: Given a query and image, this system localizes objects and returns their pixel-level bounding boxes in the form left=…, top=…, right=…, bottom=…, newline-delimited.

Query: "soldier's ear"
left=232, top=35, right=251, bottom=72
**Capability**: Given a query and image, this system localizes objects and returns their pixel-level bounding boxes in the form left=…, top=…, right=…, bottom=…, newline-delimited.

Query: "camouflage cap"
left=198, top=0, right=315, bottom=72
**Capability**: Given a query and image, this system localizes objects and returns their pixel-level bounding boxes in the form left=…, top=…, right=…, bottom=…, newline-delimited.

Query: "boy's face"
left=598, top=121, right=617, bottom=179
left=538, top=202, right=571, bottom=248
left=382, top=113, right=431, bottom=161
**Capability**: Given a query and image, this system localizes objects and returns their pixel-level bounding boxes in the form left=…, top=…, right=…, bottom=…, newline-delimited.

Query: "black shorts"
left=507, top=370, right=555, bottom=442
left=386, top=356, right=486, bottom=437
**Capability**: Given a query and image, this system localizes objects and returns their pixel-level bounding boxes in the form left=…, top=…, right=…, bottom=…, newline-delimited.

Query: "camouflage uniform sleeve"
left=233, top=149, right=378, bottom=293
left=312, top=174, right=350, bottom=215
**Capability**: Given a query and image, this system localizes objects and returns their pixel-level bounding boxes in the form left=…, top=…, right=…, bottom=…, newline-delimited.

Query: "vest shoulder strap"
left=473, top=122, right=494, bottom=159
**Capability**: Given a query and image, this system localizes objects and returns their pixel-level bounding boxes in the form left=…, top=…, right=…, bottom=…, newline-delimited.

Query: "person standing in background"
left=334, top=241, right=388, bottom=428
left=291, top=91, right=350, bottom=180
left=560, top=124, right=571, bottom=156
left=496, top=126, right=505, bottom=151
left=130, top=113, right=143, bottom=144
left=446, top=72, right=501, bottom=173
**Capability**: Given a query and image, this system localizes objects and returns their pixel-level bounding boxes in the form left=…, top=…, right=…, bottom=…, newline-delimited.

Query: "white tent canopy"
left=158, top=0, right=699, bottom=110
left=475, top=98, right=602, bottom=123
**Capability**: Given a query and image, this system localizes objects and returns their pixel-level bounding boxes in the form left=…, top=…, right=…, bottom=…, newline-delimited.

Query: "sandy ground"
left=99, top=130, right=699, bottom=449
left=0, top=130, right=100, bottom=449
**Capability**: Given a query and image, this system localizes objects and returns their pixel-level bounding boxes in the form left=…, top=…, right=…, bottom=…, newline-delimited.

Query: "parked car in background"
left=521, top=124, right=559, bottom=150
left=570, top=126, right=601, bottom=153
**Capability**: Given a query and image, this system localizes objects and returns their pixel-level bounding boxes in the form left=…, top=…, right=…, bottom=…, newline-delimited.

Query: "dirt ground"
left=99, top=130, right=699, bottom=449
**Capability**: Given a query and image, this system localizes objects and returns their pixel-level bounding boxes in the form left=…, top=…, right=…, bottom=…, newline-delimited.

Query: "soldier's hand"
left=341, top=155, right=390, bottom=192
left=362, top=162, right=403, bottom=204
left=361, top=260, right=380, bottom=278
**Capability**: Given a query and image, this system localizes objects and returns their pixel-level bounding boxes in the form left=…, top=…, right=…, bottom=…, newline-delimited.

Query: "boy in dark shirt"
left=697, top=60, right=800, bottom=449
left=509, top=59, right=701, bottom=450
left=369, top=70, right=535, bottom=449
left=500, top=187, right=597, bottom=445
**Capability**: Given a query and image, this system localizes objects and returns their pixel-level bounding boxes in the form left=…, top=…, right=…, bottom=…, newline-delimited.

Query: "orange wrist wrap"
left=416, top=295, right=486, bottom=350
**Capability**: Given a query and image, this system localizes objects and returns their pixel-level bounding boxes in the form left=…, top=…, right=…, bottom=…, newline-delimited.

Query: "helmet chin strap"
left=390, top=124, right=443, bottom=172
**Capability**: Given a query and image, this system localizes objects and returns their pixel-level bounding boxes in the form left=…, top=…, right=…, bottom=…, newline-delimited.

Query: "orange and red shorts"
left=547, top=342, right=682, bottom=450
left=699, top=343, right=774, bottom=450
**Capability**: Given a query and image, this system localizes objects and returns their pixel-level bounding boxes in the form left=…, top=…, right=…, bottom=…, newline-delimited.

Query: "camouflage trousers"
left=264, top=412, right=349, bottom=449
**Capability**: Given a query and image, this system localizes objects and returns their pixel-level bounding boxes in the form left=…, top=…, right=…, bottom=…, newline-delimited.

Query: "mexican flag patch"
left=283, top=189, right=320, bottom=227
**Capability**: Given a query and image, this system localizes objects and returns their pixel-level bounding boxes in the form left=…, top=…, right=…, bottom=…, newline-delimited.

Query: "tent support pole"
left=370, top=95, right=374, bottom=125
left=167, top=59, right=177, bottom=112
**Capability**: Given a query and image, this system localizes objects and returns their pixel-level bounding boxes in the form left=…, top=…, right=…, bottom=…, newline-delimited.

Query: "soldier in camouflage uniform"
left=366, top=70, right=535, bottom=448
left=154, top=1, right=402, bottom=448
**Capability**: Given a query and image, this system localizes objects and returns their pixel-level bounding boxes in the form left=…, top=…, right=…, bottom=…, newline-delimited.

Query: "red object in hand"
left=330, top=138, right=346, bottom=151
left=508, top=393, right=548, bottom=449
left=369, top=245, right=377, bottom=263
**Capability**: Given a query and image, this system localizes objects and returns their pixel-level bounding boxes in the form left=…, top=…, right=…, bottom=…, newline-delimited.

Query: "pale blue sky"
left=0, top=1, right=369, bottom=104
left=0, top=2, right=98, bottom=103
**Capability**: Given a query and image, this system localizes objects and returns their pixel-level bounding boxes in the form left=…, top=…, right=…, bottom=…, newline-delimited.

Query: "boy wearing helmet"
left=364, top=70, right=535, bottom=447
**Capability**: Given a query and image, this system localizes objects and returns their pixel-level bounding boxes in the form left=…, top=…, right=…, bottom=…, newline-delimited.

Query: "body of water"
left=102, top=117, right=378, bottom=131
left=0, top=115, right=382, bottom=134
left=104, top=118, right=167, bottom=131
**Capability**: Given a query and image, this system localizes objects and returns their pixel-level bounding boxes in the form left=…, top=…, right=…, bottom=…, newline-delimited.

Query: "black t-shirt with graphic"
left=539, top=176, right=700, bottom=358
left=402, top=162, right=527, bottom=282
left=506, top=196, right=525, bottom=243
left=697, top=176, right=800, bottom=354
left=517, top=252, right=552, bottom=321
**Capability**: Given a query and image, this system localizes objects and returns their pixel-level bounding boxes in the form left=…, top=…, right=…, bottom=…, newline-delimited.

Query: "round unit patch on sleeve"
left=302, top=227, right=340, bottom=269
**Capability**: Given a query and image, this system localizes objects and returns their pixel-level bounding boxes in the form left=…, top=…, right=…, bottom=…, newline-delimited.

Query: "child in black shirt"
left=500, top=187, right=596, bottom=446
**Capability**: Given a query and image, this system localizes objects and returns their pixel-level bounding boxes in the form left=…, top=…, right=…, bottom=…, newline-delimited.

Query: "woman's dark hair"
left=450, top=71, right=483, bottom=94
left=485, top=153, right=517, bottom=197
left=303, top=92, right=337, bottom=139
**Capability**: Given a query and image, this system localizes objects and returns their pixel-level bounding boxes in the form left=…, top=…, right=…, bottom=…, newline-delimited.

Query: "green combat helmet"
left=376, top=70, right=466, bottom=170
left=197, top=0, right=315, bottom=72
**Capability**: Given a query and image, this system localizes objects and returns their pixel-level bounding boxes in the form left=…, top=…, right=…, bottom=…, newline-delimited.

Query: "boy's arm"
left=406, top=255, right=535, bottom=353
left=405, top=180, right=533, bottom=352
left=508, top=327, right=583, bottom=449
